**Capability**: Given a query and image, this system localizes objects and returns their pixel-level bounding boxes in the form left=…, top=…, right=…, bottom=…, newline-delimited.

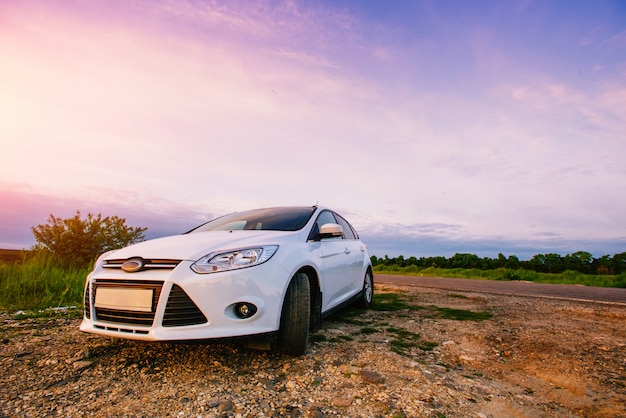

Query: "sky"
left=1, top=0, right=625, bottom=260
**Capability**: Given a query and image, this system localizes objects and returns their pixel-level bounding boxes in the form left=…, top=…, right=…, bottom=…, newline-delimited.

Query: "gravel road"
left=377, top=274, right=626, bottom=304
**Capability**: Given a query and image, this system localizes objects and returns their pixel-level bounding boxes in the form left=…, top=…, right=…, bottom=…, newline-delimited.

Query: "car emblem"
left=121, top=258, right=145, bottom=273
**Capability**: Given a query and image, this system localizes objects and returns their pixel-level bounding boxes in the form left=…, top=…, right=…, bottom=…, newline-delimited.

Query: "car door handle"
left=344, top=247, right=351, bottom=254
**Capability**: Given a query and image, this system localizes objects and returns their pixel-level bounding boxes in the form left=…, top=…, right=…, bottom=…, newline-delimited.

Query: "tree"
left=496, top=253, right=507, bottom=268
left=563, top=251, right=593, bottom=274
left=528, top=253, right=564, bottom=273
left=31, top=211, right=147, bottom=267
left=505, top=255, right=520, bottom=270
left=611, top=252, right=626, bottom=274
left=449, top=253, right=481, bottom=269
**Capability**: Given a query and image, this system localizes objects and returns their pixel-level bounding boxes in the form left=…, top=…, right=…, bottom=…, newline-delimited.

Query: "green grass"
left=435, top=307, right=492, bottom=321
left=371, top=292, right=425, bottom=312
left=0, top=253, right=88, bottom=313
left=360, top=326, right=379, bottom=334
left=373, top=265, right=626, bottom=288
left=371, top=292, right=409, bottom=311
left=385, top=326, right=439, bottom=356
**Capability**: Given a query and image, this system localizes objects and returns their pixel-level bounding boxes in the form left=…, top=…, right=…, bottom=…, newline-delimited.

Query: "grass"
left=0, top=253, right=88, bottom=313
left=373, top=265, right=626, bottom=288
left=371, top=292, right=410, bottom=311
left=436, top=307, right=492, bottom=321
left=371, top=292, right=425, bottom=312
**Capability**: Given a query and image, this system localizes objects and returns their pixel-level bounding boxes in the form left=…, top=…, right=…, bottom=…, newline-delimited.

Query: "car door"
left=311, top=211, right=363, bottom=311
left=307, top=211, right=348, bottom=311
left=332, top=212, right=366, bottom=296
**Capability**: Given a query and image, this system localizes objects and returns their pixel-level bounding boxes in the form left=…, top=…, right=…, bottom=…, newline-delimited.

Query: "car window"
left=316, top=211, right=337, bottom=229
left=307, top=210, right=340, bottom=240
left=333, top=213, right=357, bottom=240
left=189, top=207, right=316, bottom=232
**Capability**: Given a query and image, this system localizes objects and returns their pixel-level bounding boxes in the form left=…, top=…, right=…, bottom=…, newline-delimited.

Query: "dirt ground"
left=1, top=284, right=625, bottom=417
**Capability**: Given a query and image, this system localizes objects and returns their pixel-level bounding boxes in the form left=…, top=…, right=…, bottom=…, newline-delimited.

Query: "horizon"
left=1, top=203, right=624, bottom=262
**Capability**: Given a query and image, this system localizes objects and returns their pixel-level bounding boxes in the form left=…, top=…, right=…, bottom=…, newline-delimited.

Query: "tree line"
left=371, top=251, right=626, bottom=275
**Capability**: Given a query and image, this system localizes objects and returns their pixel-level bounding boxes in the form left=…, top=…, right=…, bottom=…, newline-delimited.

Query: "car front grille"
left=92, top=280, right=163, bottom=326
left=163, top=284, right=208, bottom=327
left=102, top=258, right=181, bottom=270
left=84, top=284, right=91, bottom=319
left=90, top=280, right=207, bottom=328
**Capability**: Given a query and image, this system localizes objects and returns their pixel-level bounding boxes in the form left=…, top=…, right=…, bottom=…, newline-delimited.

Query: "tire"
left=276, top=272, right=311, bottom=356
left=356, top=270, right=374, bottom=308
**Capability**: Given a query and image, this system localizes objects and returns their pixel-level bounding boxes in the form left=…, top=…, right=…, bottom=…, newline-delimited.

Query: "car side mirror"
left=318, top=223, right=343, bottom=240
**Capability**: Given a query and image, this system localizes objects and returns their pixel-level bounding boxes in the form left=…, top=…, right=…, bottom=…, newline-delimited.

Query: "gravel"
left=2, top=284, right=625, bottom=417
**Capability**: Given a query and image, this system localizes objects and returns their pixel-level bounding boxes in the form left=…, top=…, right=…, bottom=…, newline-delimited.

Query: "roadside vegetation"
left=0, top=211, right=145, bottom=315
left=372, top=253, right=626, bottom=288
left=0, top=252, right=88, bottom=314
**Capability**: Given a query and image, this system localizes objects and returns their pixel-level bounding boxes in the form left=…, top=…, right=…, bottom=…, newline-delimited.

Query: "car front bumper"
left=80, top=260, right=290, bottom=341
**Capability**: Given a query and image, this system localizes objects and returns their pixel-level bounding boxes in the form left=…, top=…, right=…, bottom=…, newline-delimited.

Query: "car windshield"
left=188, top=207, right=317, bottom=233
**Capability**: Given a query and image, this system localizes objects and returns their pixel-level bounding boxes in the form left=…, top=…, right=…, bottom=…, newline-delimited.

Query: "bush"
left=496, top=268, right=520, bottom=281
left=31, top=211, right=147, bottom=268
left=404, top=265, right=419, bottom=273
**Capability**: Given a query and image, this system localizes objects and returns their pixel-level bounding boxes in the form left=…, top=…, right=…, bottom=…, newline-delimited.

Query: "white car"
left=80, top=206, right=373, bottom=355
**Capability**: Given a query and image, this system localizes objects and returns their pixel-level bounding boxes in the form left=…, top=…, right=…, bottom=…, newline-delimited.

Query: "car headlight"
left=190, top=245, right=278, bottom=274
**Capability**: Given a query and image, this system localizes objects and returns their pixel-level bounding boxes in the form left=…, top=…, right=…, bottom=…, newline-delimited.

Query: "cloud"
left=363, top=225, right=626, bottom=260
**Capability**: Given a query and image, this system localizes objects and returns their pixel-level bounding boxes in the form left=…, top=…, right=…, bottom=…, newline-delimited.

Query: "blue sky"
left=1, top=0, right=625, bottom=259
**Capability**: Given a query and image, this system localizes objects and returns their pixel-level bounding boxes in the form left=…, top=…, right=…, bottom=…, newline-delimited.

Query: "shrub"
left=31, top=211, right=147, bottom=268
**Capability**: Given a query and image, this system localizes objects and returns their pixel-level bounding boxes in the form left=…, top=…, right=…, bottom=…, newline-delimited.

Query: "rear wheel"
left=356, top=270, right=374, bottom=308
left=276, top=272, right=310, bottom=356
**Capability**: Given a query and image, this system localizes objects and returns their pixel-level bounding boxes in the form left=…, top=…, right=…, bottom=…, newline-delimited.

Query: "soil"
left=1, top=284, right=625, bottom=417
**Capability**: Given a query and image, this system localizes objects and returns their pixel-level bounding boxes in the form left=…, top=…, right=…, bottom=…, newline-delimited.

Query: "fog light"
left=235, top=302, right=257, bottom=319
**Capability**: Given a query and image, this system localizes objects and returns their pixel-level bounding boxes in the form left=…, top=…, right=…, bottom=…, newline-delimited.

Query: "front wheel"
left=276, top=272, right=311, bottom=356
left=355, top=270, right=374, bottom=308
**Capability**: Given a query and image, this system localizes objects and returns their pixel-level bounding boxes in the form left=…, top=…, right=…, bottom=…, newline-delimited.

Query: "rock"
left=339, top=364, right=359, bottom=375
left=217, top=400, right=234, bottom=412
left=73, top=360, right=93, bottom=371
left=332, top=397, right=353, bottom=407
left=308, top=407, right=325, bottom=417
left=360, top=370, right=385, bottom=384
left=15, top=350, right=33, bottom=358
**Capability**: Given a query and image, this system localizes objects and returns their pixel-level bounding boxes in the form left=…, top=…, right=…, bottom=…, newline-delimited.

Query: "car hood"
left=104, top=230, right=297, bottom=261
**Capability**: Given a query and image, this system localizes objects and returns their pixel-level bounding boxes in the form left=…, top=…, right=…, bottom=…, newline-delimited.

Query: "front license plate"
left=94, top=287, right=153, bottom=312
